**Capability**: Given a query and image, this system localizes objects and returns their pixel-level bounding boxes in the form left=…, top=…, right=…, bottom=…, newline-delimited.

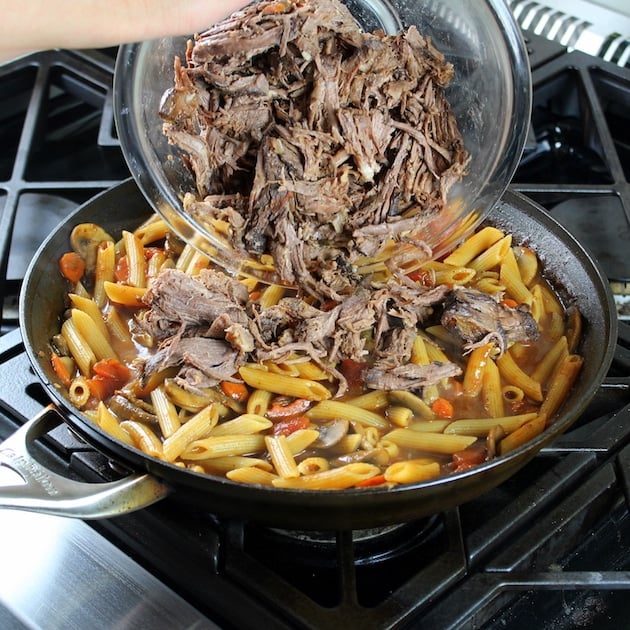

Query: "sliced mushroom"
left=332, top=447, right=389, bottom=467
left=109, top=393, right=158, bottom=425
left=312, top=418, right=349, bottom=448
left=70, top=223, right=115, bottom=274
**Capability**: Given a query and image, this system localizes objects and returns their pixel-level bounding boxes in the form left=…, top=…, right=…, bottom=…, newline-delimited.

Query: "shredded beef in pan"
left=159, top=0, right=470, bottom=299
left=138, top=268, right=459, bottom=396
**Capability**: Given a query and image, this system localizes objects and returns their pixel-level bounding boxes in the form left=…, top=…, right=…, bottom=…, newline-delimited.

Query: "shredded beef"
left=138, top=268, right=455, bottom=396
left=364, top=361, right=462, bottom=391
left=143, top=337, right=241, bottom=390
left=138, top=268, right=249, bottom=342
left=441, top=287, right=539, bottom=354
left=160, top=0, right=469, bottom=299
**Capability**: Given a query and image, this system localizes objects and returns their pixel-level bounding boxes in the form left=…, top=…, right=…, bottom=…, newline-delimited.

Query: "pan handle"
left=0, top=404, right=170, bottom=519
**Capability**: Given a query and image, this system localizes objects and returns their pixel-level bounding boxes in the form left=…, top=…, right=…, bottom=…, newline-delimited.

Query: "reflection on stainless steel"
left=0, top=485, right=217, bottom=629
left=510, top=0, right=630, bottom=66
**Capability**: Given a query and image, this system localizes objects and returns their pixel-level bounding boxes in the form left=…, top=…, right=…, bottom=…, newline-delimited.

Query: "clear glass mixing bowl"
left=113, top=0, right=531, bottom=281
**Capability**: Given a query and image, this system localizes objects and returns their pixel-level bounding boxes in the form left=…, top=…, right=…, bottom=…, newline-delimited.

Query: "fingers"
left=1, top=0, right=249, bottom=63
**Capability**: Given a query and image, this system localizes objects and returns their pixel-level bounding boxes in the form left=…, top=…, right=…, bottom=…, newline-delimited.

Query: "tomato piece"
left=88, top=358, right=132, bottom=401
left=407, top=269, right=434, bottom=287
left=451, top=443, right=487, bottom=473
left=272, top=415, right=311, bottom=437
left=266, top=398, right=311, bottom=419
left=114, top=255, right=129, bottom=282
left=355, top=474, right=387, bottom=488
left=86, top=376, right=116, bottom=401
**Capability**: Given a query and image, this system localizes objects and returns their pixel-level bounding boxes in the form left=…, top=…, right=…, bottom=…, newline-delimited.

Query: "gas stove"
left=0, top=13, right=630, bottom=630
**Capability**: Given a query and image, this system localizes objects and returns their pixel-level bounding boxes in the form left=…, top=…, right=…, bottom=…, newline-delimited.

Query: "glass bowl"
left=113, top=0, right=531, bottom=281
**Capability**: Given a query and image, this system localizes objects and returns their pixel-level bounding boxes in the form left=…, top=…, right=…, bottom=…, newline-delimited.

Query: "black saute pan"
left=0, top=179, right=617, bottom=530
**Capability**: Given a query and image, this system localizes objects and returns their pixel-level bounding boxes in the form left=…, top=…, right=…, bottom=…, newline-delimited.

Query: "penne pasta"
left=285, top=428, right=320, bottom=454
left=97, top=402, right=135, bottom=446
left=271, top=463, right=380, bottom=489
left=531, top=335, right=569, bottom=384
left=386, top=405, right=413, bottom=428
left=209, top=413, right=272, bottom=436
left=61, top=317, right=96, bottom=376
left=297, top=457, right=330, bottom=475
left=68, top=376, right=91, bottom=407
left=259, top=284, right=286, bottom=309
left=202, top=456, right=273, bottom=474
left=408, top=420, right=452, bottom=433
left=500, top=248, right=533, bottom=305
left=70, top=308, right=117, bottom=362
left=433, top=266, right=476, bottom=286
left=239, top=365, right=331, bottom=401
left=496, top=351, right=543, bottom=402
left=346, top=389, right=390, bottom=411
left=182, top=434, right=266, bottom=460
left=68, top=293, right=110, bottom=341
left=105, top=306, right=133, bottom=346
left=103, top=281, right=146, bottom=307
left=498, top=414, right=547, bottom=455
left=443, top=226, right=505, bottom=266
left=162, top=404, right=218, bottom=462
left=307, top=399, right=389, bottom=428
left=482, top=357, right=504, bottom=418
left=120, top=420, right=163, bottom=458
left=93, top=241, right=116, bottom=309
left=444, top=412, right=537, bottom=436
left=539, top=354, right=583, bottom=419
left=246, top=389, right=273, bottom=416
left=502, top=385, right=525, bottom=405
left=227, top=466, right=278, bottom=485
left=384, top=459, right=441, bottom=484
left=468, top=234, right=512, bottom=272
left=265, top=435, right=300, bottom=478
left=133, top=216, right=170, bottom=245
left=384, top=428, right=476, bottom=454
left=150, top=386, right=181, bottom=438
left=122, top=230, right=146, bottom=288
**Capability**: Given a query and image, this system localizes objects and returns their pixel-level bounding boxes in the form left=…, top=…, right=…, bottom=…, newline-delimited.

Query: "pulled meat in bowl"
left=159, top=0, right=470, bottom=299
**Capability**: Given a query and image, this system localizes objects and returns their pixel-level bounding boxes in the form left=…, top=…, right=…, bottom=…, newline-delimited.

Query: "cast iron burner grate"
left=1, top=31, right=630, bottom=630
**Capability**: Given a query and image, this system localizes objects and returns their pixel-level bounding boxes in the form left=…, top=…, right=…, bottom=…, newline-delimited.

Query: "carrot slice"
left=431, top=397, right=454, bottom=419
left=51, top=353, right=72, bottom=387
left=58, top=252, right=85, bottom=283
left=220, top=381, right=250, bottom=402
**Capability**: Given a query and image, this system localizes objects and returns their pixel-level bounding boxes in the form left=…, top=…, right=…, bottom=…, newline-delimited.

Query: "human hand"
left=1, top=0, right=249, bottom=63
